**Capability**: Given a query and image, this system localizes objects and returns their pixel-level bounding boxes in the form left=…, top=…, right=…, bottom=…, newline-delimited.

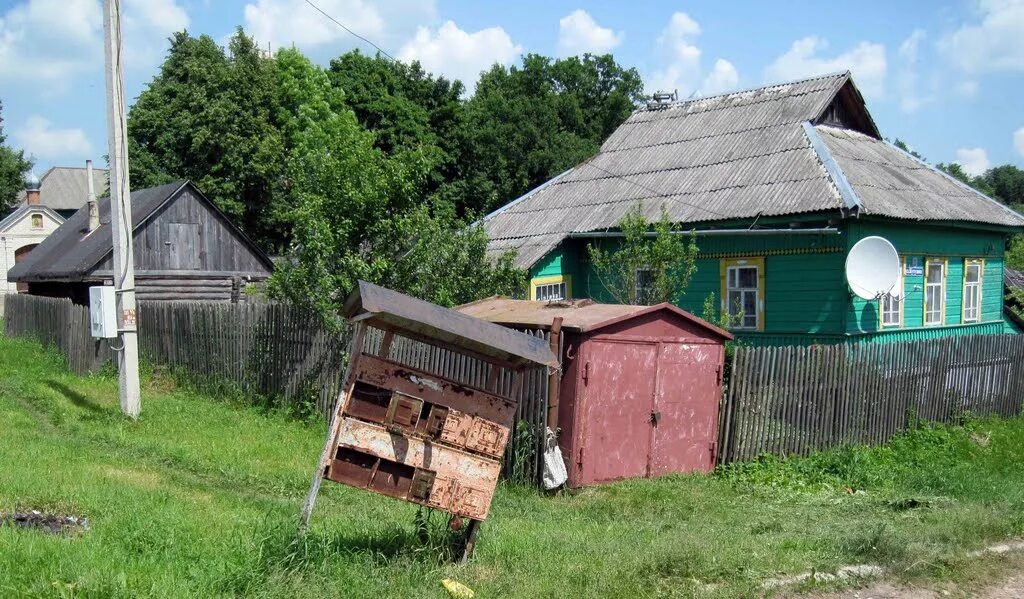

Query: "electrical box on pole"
left=89, top=286, right=118, bottom=339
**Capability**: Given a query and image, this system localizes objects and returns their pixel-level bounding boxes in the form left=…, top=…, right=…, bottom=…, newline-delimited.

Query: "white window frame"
left=30, top=213, right=43, bottom=229
left=924, top=259, right=946, bottom=326
left=635, top=267, right=654, bottom=305
left=880, top=258, right=903, bottom=327
left=726, top=264, right=760, bottom=330
left=534, top=281, right=566, bottom=302
left=963, top=259, right=983, bottom=323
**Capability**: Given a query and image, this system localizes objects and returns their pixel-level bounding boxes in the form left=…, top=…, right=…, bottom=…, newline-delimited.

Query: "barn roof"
left=457, top=297, right=733, bottom=339
left=484, top=71, right=1024, bottom=269
left=8, top=180, right=273, bottom=282
left=17, top=166, right=110, bottom=212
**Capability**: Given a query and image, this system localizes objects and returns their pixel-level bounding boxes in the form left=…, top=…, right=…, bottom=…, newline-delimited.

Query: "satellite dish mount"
left=845, top=236, right=900, bottom=301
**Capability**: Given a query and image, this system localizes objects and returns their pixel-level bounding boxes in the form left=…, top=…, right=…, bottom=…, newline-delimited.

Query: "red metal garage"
left=459, top=299, right=732, bottom=487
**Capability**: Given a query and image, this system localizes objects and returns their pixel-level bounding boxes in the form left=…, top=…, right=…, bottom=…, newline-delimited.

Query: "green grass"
left=1, top=333, right=1024, bottom=597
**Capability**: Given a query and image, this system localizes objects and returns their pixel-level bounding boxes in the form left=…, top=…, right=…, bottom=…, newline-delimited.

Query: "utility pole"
left=103, top=0, right=141, bottom=418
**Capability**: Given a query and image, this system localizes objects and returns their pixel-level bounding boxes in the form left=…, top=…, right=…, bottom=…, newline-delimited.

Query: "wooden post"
left=459, top=519, right=481, bottom=564
left=545, top=317, right=563, bottom=431
left=299, top=322, right=367, bottom=531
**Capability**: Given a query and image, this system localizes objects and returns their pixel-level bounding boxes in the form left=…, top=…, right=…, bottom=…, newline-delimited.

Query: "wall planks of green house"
left=524, top=219, right=1015, bottom=346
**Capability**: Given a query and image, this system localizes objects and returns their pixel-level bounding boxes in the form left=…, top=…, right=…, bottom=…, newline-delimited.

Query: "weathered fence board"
left=719, top=335, right=1024, bottom=463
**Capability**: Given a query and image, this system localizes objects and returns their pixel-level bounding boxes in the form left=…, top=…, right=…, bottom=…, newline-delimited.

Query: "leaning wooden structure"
left=300, top=281, right=557, bottom=561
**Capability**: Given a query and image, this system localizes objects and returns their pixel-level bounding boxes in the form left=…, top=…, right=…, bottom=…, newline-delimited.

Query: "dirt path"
left=802, top=571, right=1024, bottom=599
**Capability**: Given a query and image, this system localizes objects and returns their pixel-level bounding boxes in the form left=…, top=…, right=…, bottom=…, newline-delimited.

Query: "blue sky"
left=1, top=0, right=1022, bottom=177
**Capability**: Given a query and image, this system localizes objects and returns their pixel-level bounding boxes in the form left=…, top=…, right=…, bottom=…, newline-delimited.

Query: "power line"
left=302, top=0, right=396, bottom=61
left=578, top=159, right=731, bottom=221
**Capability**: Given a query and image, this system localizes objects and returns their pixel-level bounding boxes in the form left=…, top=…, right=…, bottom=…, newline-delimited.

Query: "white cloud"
left=943, top=0, right=1024, bottom=73
left=764, top=36, right=887, bottom=99
left=1014, top=127, right=1024, bottom=159
left=648, top=12, right=739, bottom=97
left=245, top=0, right=383, bottom=50
left=955, top=147, right=990, bottom=177
left=956, top=79, right=979, bottom=98
left=701, top=59, right=739, bottom=95
left=398, top=21, right=521, bottom=92
left=15, top=116, right=94, bottom=160
left=243, top=0, right=435, bottom=56
left=898, top=28, right=925, bottom=63
left=896, top=29, right=929, bottom=113
left=556, top=9, right=622, bottom=57
left=0, top=0, right=187, bottom=92
left=0, top=0, right=101, bottom=87
left=122, top=0, right=190, bottom=68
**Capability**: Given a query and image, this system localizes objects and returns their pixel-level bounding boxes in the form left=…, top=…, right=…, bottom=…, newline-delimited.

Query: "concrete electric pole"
left=103, top=0, right=141, bottom=418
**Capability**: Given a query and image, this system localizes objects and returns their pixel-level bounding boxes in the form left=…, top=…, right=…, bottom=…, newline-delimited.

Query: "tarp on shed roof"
left=343, top=281, right=559, bottom=368
left=457, top=297, right=733, bottom=339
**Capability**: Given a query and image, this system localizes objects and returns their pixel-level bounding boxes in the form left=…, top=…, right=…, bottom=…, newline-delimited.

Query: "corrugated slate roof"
left=17, top=166, right=110, bottom=211
left=1005, top=267, right=1024, bottom=290
left=817, top=126, right=1024, bottom=226
left=485, top=71, right=1024, bottom=269
left=485, top=73, right=850, bottom=268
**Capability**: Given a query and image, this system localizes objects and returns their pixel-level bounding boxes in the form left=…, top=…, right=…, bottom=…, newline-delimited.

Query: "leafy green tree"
left=0, top=100, right=31, bottom=212
left=449, top=53, right=643, bottom=215
left=128, top=29, right=286, bottom=251
left=267, top=50, right=522, bottom=324
left=981, top=165, right=1024, bottom=209
left=588, top=203, right=699, bottom=305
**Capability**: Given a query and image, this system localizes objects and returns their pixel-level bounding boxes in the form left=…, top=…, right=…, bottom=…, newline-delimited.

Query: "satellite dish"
left=846, top=236, right=900, bottom=300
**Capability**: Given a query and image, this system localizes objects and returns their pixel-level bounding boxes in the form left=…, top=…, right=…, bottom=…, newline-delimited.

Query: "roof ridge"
left=639, top=70, right=849, bottom=113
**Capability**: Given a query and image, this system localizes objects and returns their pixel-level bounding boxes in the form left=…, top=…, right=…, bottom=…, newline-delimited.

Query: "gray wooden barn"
left=7, top=180, right=273, bottom=303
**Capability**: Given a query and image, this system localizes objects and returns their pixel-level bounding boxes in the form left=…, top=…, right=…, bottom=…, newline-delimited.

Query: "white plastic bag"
left=541, top=427, right=568, bottom=489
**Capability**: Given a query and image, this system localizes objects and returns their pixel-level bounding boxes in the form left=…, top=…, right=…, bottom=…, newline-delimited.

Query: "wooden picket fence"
left=3, top=293, right=553, bottom=484
left=718, top=335, right=1024, bottom=463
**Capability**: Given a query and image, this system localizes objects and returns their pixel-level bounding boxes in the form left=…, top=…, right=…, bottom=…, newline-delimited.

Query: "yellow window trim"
left=530, top=274, right=572, bottom=301
left=878, top=256, right=905, bottom=329
left=719, top=257, right=765, bottom=332
left=962, top=258, right=984, bottom=324
left=923, top=258, right=948, bottom=326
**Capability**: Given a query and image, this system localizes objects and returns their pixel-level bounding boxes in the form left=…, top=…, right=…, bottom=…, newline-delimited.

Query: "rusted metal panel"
left=649, top=343, right=721, bottom=475
left=344, top=280, right=558, bottom=368
left=329, top=416, right=503, bottom=518
left=354, top=354, right=516, bottom=425
left=335, top=418, right=502, bottom=483
left=575, top=340, right=658, bottom=485
left=554, top=308, right=730, bottom=487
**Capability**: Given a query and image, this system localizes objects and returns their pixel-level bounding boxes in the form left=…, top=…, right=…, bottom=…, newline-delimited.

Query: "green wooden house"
left=483, top=72, right=1024, bottom=346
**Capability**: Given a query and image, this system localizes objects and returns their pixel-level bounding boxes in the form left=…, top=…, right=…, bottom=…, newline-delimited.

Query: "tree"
left=267, top=50, right=523, bottom=324
left=448, top=53, right=643, bottom=215
left=981, top=165, right=1024, bottom=210
left=128, top=29, right=286, bottom=251
left=587, top=203, right=699, bottom=305
left=0, top=100, right=31, bottom=213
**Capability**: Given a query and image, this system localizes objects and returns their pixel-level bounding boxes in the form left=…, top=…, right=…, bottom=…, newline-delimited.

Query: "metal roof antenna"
left=646, top=89, right=678, bottom=110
